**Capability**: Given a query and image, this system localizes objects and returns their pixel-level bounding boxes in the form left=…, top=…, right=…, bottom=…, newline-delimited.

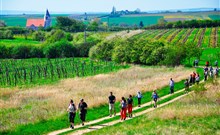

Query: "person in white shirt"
left=137, top=91, right=142, bottom=107
left=67, top=99, right=77, bottom=129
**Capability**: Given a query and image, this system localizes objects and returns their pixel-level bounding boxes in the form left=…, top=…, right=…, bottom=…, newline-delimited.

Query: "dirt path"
left=48, top=87, right=189, bottom=135
left=69, top=91, right=193, bottom=135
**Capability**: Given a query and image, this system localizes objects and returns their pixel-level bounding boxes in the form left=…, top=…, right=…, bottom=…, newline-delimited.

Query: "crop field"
left=134, top=27, right=220, bottom=48
left=101, top=16, right=163, bottom=26
left=0, top=58, right=127, bottom=87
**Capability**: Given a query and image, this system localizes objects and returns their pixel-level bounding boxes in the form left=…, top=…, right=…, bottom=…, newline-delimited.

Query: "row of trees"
left=0, top=29, right=100, bottom=59
left=89, top=37, right=203, bottom=66
left=0, top=40, right=93, bottom=59
left=148, top=19, right=220, bottom=29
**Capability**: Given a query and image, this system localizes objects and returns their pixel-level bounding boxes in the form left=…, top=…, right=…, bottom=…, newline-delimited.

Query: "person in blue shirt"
left=152, top=90, right=159, bottom=108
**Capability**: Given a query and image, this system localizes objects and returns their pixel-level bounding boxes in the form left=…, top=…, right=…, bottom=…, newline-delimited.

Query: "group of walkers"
left=109, top=91, right=159, bottom=121
left=66, top=61, right=219, bottom=129
left=184, top=72, right=200, bottom=93
left=67, top=99, right=88, bottom=129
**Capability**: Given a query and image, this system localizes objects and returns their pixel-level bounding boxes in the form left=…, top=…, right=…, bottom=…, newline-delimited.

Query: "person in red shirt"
left=127, top=95, right=133, bottom=118
left=120, top=97, right=127, bottom=120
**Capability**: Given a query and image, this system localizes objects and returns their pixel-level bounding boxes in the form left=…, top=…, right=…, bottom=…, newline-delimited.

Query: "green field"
left=101, top=16, right=163, bottom=26
left=0, top=58, right=127, bottom=87
left=0, top=14, right=69, bottom=27
left=209, top=15, right=220, bottom=20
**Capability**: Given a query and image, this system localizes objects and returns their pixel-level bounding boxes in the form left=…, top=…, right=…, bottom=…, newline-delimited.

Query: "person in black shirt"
left=78, top=99, right=88, bottom=126
left=127, top=95, right=133, bottom=118
left=108, top=92, right=116, bottom=117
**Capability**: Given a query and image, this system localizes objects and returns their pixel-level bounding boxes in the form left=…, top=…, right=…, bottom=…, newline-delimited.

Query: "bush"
left=30, top=46, right=44, bottom=58
left=32, top=31, right=46, bottom=41
left=12, top=45, right=31, bottom=59
left=75, top=42, right=96, bottom=57
left=46, top=29, right=66, bottom=43
left=0, top=30, right=14, bottom=39
left=0, top=44, right=10, bottom=58
left=66, top=33, right=73, bottom=41
left=43, top=40, right=76, bottom=58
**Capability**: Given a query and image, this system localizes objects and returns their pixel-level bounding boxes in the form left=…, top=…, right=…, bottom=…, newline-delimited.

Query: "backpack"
left=121, top=101, right=127, bottom=108
left=69, top=103, right=76, bottom=113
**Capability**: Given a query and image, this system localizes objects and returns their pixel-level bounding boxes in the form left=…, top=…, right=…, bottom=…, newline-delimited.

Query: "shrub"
left=32, top=31, right=46, bottom=41
left=43, top=40, right=76, bottom=58
left=75, top=42, right=96, bottom=57
left=0, top=44, right=10, bottom=58
left=46, top=29, right=66, bottom=43
left=12, top=45, right=31, bottom=59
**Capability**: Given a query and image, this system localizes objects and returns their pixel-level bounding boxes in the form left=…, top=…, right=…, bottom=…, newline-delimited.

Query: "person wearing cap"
left=67, top=99, right=77, bottom=129
left=78, top=99, right=88, bottom=126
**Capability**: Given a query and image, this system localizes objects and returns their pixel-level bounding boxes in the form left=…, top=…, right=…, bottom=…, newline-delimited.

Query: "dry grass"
left=0, top=66, right=193, bottom=131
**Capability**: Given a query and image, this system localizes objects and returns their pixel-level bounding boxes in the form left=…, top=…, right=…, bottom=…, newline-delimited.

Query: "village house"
left=26, top=9, right=51, bottom=30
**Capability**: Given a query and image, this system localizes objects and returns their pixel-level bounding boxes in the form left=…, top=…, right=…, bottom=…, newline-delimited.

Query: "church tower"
left=44, top=9, right=51, bottom=28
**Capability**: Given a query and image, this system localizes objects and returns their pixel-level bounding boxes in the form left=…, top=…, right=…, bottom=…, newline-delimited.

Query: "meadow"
left=101, top=16, right=163, bottom=26
left=87, top=79, right=220, bottom=135
left=2, top=11, right=219, bottom=27
left=0, top=66, right=194, bottom=134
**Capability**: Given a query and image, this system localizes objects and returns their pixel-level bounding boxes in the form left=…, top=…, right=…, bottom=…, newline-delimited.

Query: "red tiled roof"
left=26, top=19, right=44, bottom=27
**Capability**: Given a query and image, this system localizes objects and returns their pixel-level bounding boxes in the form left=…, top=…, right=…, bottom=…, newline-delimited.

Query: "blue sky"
left=2, top=0, right=219, bottom=13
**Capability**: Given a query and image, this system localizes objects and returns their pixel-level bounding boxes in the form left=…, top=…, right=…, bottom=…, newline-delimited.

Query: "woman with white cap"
left=78, top=98, right=88, bottom=126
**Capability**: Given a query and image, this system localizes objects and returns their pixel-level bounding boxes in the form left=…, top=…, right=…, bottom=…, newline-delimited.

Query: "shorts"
left=109, top=103, right=115, bottom=110
left=69, top=112, right=76, bottom=123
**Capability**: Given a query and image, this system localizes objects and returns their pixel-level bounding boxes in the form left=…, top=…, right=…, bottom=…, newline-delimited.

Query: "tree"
left=46, top=29, right=66, bottom=43
left=139, top=21, right=144, bottom=28
left=56, top=16, right=85, bottom=32
left=32, top=31, right=45, bottom=41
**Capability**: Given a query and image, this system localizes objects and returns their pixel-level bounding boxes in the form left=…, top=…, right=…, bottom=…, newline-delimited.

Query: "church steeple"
left=44, top=9, right=51, bottom=28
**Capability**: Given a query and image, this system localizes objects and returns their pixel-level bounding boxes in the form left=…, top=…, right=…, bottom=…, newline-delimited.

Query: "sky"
left=1, top=0, right=220, bottom=13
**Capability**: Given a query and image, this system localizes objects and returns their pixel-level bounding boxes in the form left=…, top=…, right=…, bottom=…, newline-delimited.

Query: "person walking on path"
left=195, top=59, right=199, bottom=67
left=137, top=91, right=142, bottom=107
left=120, top=97, right=127, bottom=120
left=195, top=74, right=200, bottom=84
left=206, top=61, right=209, bottom=67
left=127, top=95, right=133, bottom=118
left=152, top=90, right=159, bottom=108
left=204, top=66, right=209, bottom=72
left=169, top=78, right=175, bottom=94
left=184, top=79, right=190, bottom=93
left=192, top=72, right=196, bottom=84
left=210, top=66, right=214, bottom=78
left=215, top=66, right=219, bottom=78
left=215, top=60, right=218, bottom=67
left=67, top=99, right=77, bottom=129
left=78, top=99, right=88, bottom=126
left=189, top=74, right=193, bottom=86
left=204, top=71, right=208, bottom=81
left=108, top=92, right=116, bottom=117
